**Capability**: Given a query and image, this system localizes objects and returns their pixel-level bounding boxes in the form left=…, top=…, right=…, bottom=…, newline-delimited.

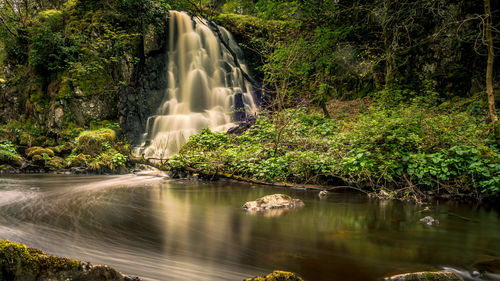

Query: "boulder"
left=385, top=270, right=464, bottom=281
left=245, top=270, right=304, bottom=281
left=242, top=194, right=304, bottom=213
left=420, top=216, right=440, bottom=226
left=473, top=256, right=500, bottom=273
left=318, top=190, right=328, bottom=199
left=0, top=240, right=140, bottom=281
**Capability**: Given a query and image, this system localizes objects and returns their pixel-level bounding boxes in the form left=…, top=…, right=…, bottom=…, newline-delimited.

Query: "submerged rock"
left=245, top=270, right=304, bottom=281
left=0, top=240, right=140, bottom=281
left=420, top=216, right=440, bottom=226
left=384, top=270, right=464, bottom=281
left=242, top=194, right=304, bottom=214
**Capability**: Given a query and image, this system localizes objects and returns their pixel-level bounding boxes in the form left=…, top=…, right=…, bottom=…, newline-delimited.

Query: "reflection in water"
left=0, top=175, right=500, bottom=281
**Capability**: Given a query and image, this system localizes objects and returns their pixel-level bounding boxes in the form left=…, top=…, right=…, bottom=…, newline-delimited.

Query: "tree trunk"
left=485, top=0, right=498, bottom=123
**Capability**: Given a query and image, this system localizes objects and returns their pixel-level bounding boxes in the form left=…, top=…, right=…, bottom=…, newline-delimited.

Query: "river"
left=0, top=174, right=499, bottom=281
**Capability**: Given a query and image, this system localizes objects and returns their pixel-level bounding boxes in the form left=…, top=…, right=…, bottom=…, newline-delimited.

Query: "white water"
left=137, top=11, right=257, bottom=159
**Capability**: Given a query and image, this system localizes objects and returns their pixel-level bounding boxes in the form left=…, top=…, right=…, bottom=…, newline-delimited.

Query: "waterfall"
left=136, top=11, right=257, bottom=159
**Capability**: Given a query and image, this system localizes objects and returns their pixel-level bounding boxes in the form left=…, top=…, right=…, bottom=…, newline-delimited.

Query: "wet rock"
left=0, top=240, right=141, bottom=281
left=384, top=270, right=464, bottom=281
left=227, top=114, right=257, bottom=135
left=318, top=190, right=328, bottom=199
left=242, top=194, right=304, bottom=213
left=472, top=256, right=500, bottom=273
left=420, top=216, right=440, bottom=226
left=245, top=270, right=304, bottom=281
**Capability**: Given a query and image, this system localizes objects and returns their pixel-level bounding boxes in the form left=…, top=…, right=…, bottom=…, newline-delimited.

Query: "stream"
left=0, top=174, right=499, bottom=281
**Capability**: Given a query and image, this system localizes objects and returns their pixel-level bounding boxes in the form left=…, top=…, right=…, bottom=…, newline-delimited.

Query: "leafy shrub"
left=0, top=141, right=23, bottom=167
left=172, top=104, right=498, bottom=198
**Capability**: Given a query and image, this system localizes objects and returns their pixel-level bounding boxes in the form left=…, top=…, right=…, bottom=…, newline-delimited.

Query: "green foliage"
left=0, top=141, right=23, bottom=167
left=112, top=153, right=127, bottom=167
left=173, top=104, right=499, bottom=198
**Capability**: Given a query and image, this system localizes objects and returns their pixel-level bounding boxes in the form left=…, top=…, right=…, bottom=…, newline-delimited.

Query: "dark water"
left=0, top=174, right=500, bottom=281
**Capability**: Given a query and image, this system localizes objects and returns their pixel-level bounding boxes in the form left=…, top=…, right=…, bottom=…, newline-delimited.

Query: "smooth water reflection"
left=0, top=175, right=499, bottom=281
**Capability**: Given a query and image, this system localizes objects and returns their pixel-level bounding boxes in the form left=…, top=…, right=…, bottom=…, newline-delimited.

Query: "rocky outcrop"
left=242, top=194, right=304, bottom=214
left=245, top=270, right=304, bottom=281
left=384, top=271, right=464, bottom=281
left=0, top=240, right=140, bottom=281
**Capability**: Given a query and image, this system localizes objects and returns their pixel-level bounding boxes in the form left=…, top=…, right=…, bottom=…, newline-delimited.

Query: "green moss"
left=57, top=142, right=76, bottom=156
left=69, top=153, right=90, bottom=167
left=45, top=156, right=66, bottom=171
left=76, top=128, right=116, bottom=156
left=0, top=240, right=79, bottom=280
left=245, top=270, right=304, bottom=281
left=25, top=147, right=55, bottom=158
left=56, top=76, right=73, bottom=99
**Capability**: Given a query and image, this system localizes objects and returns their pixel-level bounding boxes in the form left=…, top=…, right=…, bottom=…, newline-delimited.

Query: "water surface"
left=0, top=174, right=499, bottom=281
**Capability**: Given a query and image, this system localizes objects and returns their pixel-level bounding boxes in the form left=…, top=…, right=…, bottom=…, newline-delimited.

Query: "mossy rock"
left=19, top=133, right=35, bottom=146
left=0, top=240, right=79, bottom=280
left=76, top=129, right=116, bottom=156
left=31, top=154, right=45, bottom=166
left=385, top=271, right=464, bottom=281
left=0, top=240, right=137, bottom=281
left=34, top=136, right=55, bottom=147
left=70, top=153, right=90, bottom=167
left=45, top=156, right=66, bottom=171
left=48, top=146, right=62, bottom=155
left=25, top=147, right=55, bottom=158
left=245, top=270, right=304, bottom=281
left=0, top=151, right=23, bottom=167
left=57, top=142, right=76, bottom=156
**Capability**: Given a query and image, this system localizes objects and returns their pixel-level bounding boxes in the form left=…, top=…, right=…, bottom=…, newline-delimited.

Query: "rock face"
left=420, top=216, right=440, bottom=226
left=245, top=270, right=304, bottom=281
left=242, top=194, right=304, bottom=213
left=0, top=240, right=140, bottom=281
left=385, top=271, right=464, bottom=281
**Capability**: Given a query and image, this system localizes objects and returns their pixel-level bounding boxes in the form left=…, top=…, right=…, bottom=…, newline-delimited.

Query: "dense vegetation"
left=0, top=0, right=499, bottom=200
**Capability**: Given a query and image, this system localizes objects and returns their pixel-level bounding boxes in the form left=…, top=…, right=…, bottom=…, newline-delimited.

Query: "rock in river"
left=420, top=216, right=440, bottom=226
left=242, top=194, right=304, bottom=213
left=385, top=270, right=464, bottom=281
left=318, top=190, right=328, bottom=199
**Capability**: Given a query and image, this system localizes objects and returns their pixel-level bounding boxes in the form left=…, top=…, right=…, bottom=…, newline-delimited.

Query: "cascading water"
left=136, top=11, right=257, bottom=159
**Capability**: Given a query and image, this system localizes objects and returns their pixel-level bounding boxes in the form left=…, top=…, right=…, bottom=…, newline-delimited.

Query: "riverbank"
left=160, top=102, right=500, bottom=203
